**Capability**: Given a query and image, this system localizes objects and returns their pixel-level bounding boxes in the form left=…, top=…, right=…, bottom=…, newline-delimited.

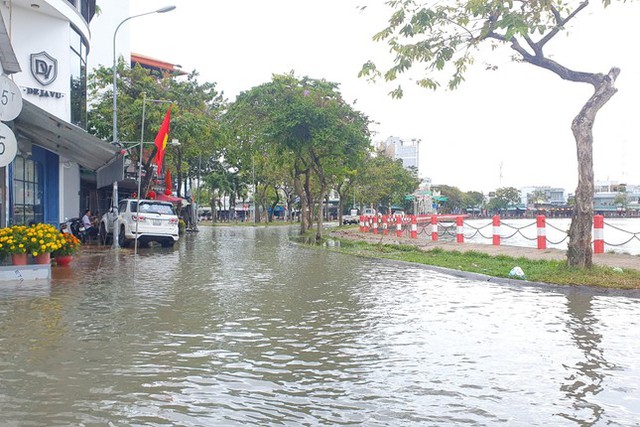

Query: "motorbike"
left=60, top=217, right=86, bottom=243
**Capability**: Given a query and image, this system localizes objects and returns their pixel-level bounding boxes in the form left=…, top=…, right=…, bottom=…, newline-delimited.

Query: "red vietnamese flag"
left=154, top=107, right=171, bottom=173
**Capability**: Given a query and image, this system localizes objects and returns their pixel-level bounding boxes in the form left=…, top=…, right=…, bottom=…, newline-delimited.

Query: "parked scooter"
left=60, top=217, right=86, bottom=243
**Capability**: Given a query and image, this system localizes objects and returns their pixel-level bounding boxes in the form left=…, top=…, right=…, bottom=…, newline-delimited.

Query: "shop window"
left=70, top=28, right=87, bottom=128
left=13, top=156, right=44, bottom=225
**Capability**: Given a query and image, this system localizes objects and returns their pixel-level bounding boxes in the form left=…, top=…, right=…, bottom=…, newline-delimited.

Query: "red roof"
left=131, top=53, right=187, bottom=76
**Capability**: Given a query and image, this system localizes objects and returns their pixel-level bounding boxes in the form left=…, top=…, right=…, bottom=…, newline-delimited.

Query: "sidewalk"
left=331, top=229, right=640, bottom=272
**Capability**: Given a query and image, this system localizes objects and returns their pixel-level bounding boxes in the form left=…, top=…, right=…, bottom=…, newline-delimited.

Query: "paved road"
left=331, top=229, right=640, bottom=272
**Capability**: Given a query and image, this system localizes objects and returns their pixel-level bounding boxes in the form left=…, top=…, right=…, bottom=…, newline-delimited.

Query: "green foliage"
left=487, top=186, right=521, bottom=211
left=223, top=73, right=372, bottom=231
left=361, top=0, right=615, bottom=94
left=433, top=185, right=465, bottom=213
left=464, top=191, right=485, bottom=210
left=87, top=61, right=225, bottom=196
left=352, top=155, right=420, bottom=211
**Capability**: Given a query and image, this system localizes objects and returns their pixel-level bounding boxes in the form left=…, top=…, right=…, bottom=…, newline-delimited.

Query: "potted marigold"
left=26, top=223, right=65, bottom=264
left=53, top=232, right=81, bottom=266
left=0, top=224, right=65, bottom=265
left=3, top=225, right=30, bottom=265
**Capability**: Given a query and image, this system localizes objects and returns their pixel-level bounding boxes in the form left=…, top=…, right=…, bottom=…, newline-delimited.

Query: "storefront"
left=0, top=0, right=115, bottom=227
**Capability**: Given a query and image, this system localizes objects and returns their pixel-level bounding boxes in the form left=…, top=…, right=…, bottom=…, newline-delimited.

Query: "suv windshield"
left=131, top=201, right=175, bottom=215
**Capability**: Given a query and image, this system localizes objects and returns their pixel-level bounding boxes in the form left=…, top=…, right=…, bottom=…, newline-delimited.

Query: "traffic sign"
left=0, top=75, right=22, bottom=121
left=0, top=122, right=17, bottom=167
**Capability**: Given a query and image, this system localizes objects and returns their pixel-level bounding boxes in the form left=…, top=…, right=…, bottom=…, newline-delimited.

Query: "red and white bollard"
left=594, top=214, right=604, bottom=254
left=382, top=215, right=389, bottom=235
left=372, top=215, right=378, bottom=235
left=492, top=215, right=501, bottom=246
left=431, top=215, right=438, bottom=241
left=536, top=215, right=546, bottom=250
left=396, top=216, right=403, bottom=237
left=363, top=216, right=370, bottom=233
left=359, top=215, right=365, bottom=233
left=411, top=215, right=417, bottom=239
left=456, top=216, right=464, bottom=243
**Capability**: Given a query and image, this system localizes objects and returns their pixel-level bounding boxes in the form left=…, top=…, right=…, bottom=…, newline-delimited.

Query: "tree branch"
left=538, top=1, right=589, bottom=48
left=490, top=31, right=604, bottom=87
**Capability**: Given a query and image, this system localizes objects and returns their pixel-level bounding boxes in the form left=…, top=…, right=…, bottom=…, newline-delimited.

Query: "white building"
left=379, top=136, right=421, bottom=175
left=0, top=0, right=117, bottom=227
left=521, top=186, right=566, bottom=207
left=594, top=181, right=640, bottom=213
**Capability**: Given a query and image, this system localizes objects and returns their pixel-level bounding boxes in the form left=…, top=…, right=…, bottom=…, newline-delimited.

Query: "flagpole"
left=134, top=93, right=147, bottom=261
left=134, top=97, right=173, bottom=271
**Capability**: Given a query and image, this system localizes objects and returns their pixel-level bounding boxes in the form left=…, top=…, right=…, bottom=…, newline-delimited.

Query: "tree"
left=613, top=191, right=627, bottom=213
left=464, top=191, right=485, bottom=214
left=433, top=185, right=465, bottom=214
left=361, top=0, right=623, bottom=268
left=224, top=73, right=372, bottom=239
left=88, top=61, right=224, bottom=199
left=353, top=155, right=419, bottom=212
left=529, top=189, right=549, bottom=206
left=488, top=186, right=521, bottom=213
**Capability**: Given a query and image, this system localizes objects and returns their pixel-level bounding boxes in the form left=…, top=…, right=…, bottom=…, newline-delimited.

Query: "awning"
left=13, top=100, right=118, bottom=170
left=156, top=193, right=188, bottom=207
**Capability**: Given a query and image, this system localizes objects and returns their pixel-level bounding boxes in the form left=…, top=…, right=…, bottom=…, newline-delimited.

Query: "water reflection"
left=559, top=291, right=610, bottom=425
left=0, top=226, right=639, bottom=425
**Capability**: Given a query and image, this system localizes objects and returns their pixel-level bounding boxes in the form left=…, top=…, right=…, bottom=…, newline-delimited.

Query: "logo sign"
left=0, top=75, right=23, bottom=121
left=0, top=122, right=17, bottom=167
left=30, top=51, right=58, bottom=86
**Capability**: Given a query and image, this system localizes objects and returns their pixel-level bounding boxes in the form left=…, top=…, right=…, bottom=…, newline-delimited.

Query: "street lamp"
left=112, top=5, right=176, bottom=144
left=112, top=5, right=176, bottom=248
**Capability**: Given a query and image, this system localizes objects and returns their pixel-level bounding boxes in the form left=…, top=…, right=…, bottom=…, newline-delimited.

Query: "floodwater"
left=1, top=226, right=640, bottom=426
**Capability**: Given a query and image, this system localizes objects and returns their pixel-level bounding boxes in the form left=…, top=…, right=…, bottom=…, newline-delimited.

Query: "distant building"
left=521, top=186, right=566, bottom=207
left=378, top=136, right=421, bottom=175
left=594, top=181, right=640, bottom=213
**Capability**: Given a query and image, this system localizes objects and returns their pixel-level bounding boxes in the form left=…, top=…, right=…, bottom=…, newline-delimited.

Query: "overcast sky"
left=128, top=0, right=640, bottom=194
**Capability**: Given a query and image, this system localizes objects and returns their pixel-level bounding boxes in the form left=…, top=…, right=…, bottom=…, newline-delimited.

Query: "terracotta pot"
left=11, top=253, right=28, bottom=266
left=34, top=252, right=51, bottom=265
left=55, top=255, right=73, bottom=267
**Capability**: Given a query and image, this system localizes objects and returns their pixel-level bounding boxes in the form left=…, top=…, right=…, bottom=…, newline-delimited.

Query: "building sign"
left=0, top=75, right=23, bottom=121
left=0, top=122, right=18, bottom=167
left=30, top=51, right=58, bottom=86
left=22, top=87, right=64, bottom=99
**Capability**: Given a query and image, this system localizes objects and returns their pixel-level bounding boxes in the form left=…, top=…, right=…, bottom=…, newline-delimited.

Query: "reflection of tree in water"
left=559, top=291, right=615, bottom=426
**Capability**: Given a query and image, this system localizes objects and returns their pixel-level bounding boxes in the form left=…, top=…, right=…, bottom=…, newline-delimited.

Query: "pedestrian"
left=82, top=209, right=98, bottom=239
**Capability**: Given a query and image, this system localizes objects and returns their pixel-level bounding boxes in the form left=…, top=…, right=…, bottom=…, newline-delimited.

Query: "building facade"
left=0, top=0, right=116, bottom=227
left=521, top=186, right=566, bottom=207
left=379, top=136, right=421, bottom=175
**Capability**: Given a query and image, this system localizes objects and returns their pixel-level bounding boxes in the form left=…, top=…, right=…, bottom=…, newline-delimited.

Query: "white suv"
left=99, top=199, right=179, bottom=248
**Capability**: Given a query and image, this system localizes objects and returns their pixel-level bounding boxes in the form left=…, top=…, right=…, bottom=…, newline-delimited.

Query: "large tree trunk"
left=567, top=68, right=620, bottom=268
left=316, top=187, right=327, bottom=242
left=293, top=172, right=307, bottom=234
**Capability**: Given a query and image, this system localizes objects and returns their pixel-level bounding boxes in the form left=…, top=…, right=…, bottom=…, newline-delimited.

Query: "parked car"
left=99, top=199, right=179, bottom=248
left=362, top=208, right=377, bottom=216
left=342, top=209, right=360, bottom=225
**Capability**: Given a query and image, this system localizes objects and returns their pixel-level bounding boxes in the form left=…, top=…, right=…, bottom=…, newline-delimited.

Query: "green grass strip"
left=328, top=239, right=640, bottom=289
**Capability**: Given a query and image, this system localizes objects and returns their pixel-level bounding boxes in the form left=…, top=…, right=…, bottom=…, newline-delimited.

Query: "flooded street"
left=1, top=226, right=640, bottom=426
